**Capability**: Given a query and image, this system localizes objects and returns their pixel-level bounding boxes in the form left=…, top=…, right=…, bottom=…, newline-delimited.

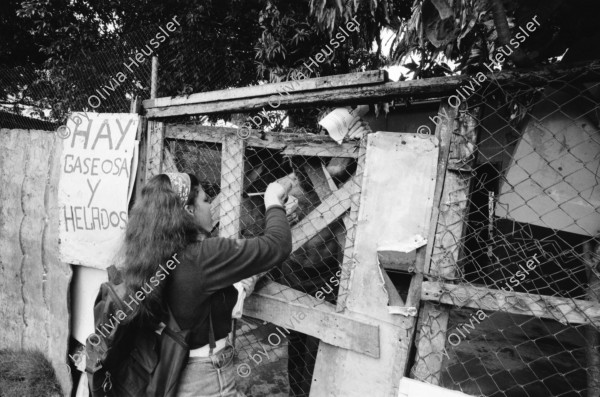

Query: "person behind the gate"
left=120, top=172, right=292, bottom=396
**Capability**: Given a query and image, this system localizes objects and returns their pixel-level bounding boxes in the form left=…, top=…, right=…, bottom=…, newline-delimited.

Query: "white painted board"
left=397, top=377, right=474, bottom=397
left=496, top=113, right=600, bottom=236
left=58, top=113, right=139, bottom=269
left=312, top=132, right=439, bottom=396
left=355, top=132, right=438, bottom=262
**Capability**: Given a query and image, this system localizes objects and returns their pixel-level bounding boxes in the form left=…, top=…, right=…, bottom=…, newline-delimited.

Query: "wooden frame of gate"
left=136, top=62, right=600, bottom=397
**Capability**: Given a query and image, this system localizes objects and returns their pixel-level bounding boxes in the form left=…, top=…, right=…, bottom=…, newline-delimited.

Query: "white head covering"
left=164, top=173, right=191, bottom=205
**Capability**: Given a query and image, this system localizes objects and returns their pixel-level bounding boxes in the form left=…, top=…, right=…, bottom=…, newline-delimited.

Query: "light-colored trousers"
left=176, top=345, right=246, bottom=397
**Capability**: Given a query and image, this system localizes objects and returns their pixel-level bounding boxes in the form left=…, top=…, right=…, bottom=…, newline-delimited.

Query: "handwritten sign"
left=58, top=113, right=139, bottom=269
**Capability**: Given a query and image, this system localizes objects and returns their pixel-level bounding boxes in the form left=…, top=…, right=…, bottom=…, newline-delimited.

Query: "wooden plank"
left=421, top=281, right=600, bottom=326
left=144, top=61, right=600, bottom=117
left=312, top=133, right=439, bottom=397
left=327, top=157, right=353, bottom=279
left=165, top=124, right=359, bottom=158
left=162, top=146, right=178, bottom=173
left=401, top=101, right=456, bottom=334
left=281, top=141, right=358, bottom=158
left=322, top=162, right=338, bottom=191
left=150, top=56, right=159, bottom=99
left=399, top=244, right=424, bottom=383
left=495, top=99, right=600, bottom=236
left=411, top=105, right=477, bottom=385
left=397, top=377, right=472, bottom=397
left=378, top=250, right=417, bottom=273
left=584, top=241, right=600, bottom=393
left=129, top=96, right=142, bottom=114
left=209, top=145, right=265, bottom=230
left=290, top=176, right=355, bottom=252
left=134, top=117, right=147, bottom=204
left=210, top=192, right=221, bottom=229
left=304, top=160, right=333, bottom=202
left=309, top=159, right=352, bottom=313
left=166, top=124, right=260, bottom=144
left=144, top=70, right=387, bottom=109
left=244, top=280, right=380, bottom=358
left=347, top=132, right=438, bottom=313
left=422, top=103, right=458, bottom=276
left=410, top=103, right=456, bottom=386
left=219, top=136, right=245, bottom=238
left=146, top=120, right=164, bottom=179
left=336, top=138, right=367, bottom=313
left=411, top=302, right=450, bottom=385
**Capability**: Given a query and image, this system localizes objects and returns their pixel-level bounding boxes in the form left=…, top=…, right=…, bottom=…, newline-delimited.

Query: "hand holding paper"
left=319, top=105, right=371, bottom=144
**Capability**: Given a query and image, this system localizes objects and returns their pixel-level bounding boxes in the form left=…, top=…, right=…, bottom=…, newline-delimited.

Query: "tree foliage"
left=2, top=0, right=599, bottom=122
left=390, top=0, right=600, bottom=77
left=255, top=0, right=398, bottom=81
left=3, top=0, right=402, bottom=122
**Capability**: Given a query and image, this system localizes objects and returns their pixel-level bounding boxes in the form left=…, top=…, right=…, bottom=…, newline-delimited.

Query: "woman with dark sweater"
left=121, top=172, right=292, bottom=397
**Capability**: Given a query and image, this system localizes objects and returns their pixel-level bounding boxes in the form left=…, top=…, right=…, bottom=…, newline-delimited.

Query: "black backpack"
left=85, top=266, right=211, bottom=397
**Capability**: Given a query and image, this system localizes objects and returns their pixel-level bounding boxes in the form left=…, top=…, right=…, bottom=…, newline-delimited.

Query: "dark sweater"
left=166, top=206, right=292, bottom=348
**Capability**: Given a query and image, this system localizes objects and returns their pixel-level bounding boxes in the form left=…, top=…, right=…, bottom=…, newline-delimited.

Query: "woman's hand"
left=347, top=116, right=372, bottom=139
left=264, top=182, right=289, bottom=209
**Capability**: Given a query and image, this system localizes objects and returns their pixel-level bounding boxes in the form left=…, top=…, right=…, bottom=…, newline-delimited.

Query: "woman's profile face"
left=188, top=185, right=212, bottom=233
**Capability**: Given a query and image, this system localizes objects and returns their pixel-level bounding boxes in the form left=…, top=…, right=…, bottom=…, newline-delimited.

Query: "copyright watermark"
left=56, top=125, right=71, bottom=140
left=236, top=126, right=251, bottom=140
left=415, top=125, right=431, bottom=138
left=235, top=311, right=306, bottom=378
left=236, top=362, right=252, bottom=377
left=55, top=111, right=91, bottom=140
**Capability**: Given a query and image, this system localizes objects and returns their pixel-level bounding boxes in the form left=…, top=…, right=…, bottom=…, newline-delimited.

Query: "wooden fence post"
left=151, top=56, right=159, bottom=99
left=411, top=104, right=479, bottom=384
left=145, top=120, right=164, bottom=180
left=219, top=136, right=245, bottom=238
left=585, top=240, right=600, bottom=395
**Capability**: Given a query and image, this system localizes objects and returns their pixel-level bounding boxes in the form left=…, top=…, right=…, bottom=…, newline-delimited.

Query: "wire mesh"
left=0, top=26, right=154, bottom=129
left=0, top=18, right=259, bottom=132
left=411, top=65, right=600, bottom=397
left=149, top=62, right=600, bottom=397
left=162, top=113, right=364, bottom=396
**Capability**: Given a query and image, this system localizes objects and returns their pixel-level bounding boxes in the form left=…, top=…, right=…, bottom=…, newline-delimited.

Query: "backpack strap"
left=107, top=265, right=122, bottom=285
left=231, top=319, right=237, bottom=351
left=164, top=305, right=182, bottom=333
left=208, top=306, right=216, bottom=355
left=175, top=293, right=235, bottom=355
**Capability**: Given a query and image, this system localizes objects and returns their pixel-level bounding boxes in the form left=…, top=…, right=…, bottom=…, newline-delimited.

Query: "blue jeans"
left=176, top=345, right=246, bottom=397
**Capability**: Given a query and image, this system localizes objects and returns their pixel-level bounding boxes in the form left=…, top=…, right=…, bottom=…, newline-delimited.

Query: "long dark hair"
left=122, top=173, right=200, bottom=324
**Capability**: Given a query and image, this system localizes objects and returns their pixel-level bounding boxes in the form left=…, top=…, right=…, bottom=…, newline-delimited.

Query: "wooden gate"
left=137, top=64, right=600, bottom=396
left=138, top=71, right=447, bottom=396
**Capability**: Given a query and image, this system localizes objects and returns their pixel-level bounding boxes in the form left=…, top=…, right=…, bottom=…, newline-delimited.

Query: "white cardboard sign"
left=58, top=113, right=139, bottom=269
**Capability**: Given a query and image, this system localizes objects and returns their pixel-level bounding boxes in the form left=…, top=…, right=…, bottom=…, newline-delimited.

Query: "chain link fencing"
left=159, top=62, right=600, bottom=397
left=6, top=7, right=599, bottom=397
left=0, top=26, right=153, bottom=130
left=411, top=64, right=600, bottom=397
left=164, top=113, right=364, bottom=396
left=0, top=17, right=259, bottom=133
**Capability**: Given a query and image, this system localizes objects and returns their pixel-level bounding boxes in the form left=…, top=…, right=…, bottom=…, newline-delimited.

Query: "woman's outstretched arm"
left=190, top=183, right=292, bottom=293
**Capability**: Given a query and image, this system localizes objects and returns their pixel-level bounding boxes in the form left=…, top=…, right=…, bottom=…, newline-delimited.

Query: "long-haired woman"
left=122, top=172, right=292, bottom=396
